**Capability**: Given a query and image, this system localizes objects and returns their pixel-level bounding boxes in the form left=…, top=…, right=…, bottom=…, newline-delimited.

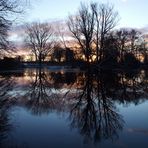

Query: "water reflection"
left=51, top=71, right=77, bottom=86
left=24, top=68, right=55, bottom=115
left=0, top=99, right=11, bottom=146
left=0, top=69, right=147, bottom=147
left=0, top=74, right=16, bottom=146
left=69, top=71, right=124, bottom=143
left=23, top=69, right=78, bottom=115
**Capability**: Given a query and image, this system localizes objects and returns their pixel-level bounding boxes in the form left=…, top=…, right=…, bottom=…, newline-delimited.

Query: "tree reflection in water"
left=69, top=71, right=124, bottom=143
left=24, top=69, right=78, bottom=115
left=0, top=69, right=147, bottom=146
left=0, top=74, right=16, bottom=146
left=115, top=70, right=148, bottom=104
left=24, top=68, right=57, bottom=115
left=20, top=69, right=148, bottom=143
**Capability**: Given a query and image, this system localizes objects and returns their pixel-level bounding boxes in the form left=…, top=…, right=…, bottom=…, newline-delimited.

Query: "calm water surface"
left=0, top=68, right=148, bottom=148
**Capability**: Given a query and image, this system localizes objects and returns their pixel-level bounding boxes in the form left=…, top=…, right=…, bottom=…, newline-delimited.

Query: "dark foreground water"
left=0, top=68, right=148, bottom=148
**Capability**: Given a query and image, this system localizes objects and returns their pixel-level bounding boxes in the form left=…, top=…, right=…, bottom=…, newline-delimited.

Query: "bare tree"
left=115, top=29, right=130, bottom=61
left=67, top=2, right=95, bottom=63
left=67, top=2, right=119, bottom=64
left=0, top=0, right=27, bottom=53
left=114, top=28, right=142, bottom=62
left=25, top=22, right=54, bottom=65
left=91, top=3, right=119, bottom=62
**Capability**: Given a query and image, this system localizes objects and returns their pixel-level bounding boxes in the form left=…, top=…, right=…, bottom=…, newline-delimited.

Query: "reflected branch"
left=69, top=71, right=124, bottom=143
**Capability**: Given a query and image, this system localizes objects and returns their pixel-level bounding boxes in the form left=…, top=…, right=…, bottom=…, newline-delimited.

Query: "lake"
left=0, top=68, right=148, bottom=148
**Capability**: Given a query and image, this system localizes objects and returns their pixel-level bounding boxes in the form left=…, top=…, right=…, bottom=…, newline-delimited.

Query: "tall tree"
left=115, top=29, right=129, bottom=61
left=91, top=3, right=119, bottom=62
left=25, top=22, right=54, bottom=65
left=67, top=2, right=119, bottom=64
left=67, top=2, right=95, bottom=63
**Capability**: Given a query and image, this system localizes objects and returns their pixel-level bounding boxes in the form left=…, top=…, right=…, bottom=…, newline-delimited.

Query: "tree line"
left=0, top=1, right=147, bottom=69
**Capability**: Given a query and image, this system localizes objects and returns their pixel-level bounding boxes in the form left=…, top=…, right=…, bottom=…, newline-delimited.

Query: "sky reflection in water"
left=0, top=68, right=148, bottom=148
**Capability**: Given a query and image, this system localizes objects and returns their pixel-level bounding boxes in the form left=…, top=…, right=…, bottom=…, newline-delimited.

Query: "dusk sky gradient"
left=25, top=0, right=148, bottom=28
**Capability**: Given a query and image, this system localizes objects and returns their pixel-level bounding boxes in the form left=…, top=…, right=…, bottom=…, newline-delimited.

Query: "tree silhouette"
left=52, top=46, right=65, bottom=62
left=0, top=0, right=27, bottom=54
left=100, top=33, right=119, bottom=67
left=25, top=22, right=54, bottom=65
left=115, top=29, right=129, bottom=61
left=91, top=3, right=119, bottom=63
left=68, top=2, right=95, bottom=63
left=65, top=48, right=75, bottom=62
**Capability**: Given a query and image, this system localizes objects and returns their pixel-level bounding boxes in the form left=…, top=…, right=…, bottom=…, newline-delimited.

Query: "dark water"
left=0, top=68, right=148, bottom=148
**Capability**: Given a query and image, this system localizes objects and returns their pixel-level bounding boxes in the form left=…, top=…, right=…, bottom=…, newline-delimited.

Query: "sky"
left=24, top=0, right=148, bottom=28
left=9, top=0, right=148, bottom=43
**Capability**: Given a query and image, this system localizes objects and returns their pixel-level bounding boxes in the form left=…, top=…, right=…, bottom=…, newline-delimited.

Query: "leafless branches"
left=92, top=3, right=119, bottom=61
left=67, top=2, right=119, bottom=62
left=25, top=22, right=54, bottom=63
left=68, top=3, right=95, bottom=62
left=0, top=0, right=27, bottom=53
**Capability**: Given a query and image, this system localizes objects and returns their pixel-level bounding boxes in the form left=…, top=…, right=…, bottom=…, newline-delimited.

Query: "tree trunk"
left=39, top=53, right=42, bottom=68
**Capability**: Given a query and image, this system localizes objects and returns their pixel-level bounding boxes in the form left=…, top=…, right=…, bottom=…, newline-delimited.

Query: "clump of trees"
left=67, top=2, right=147, bottom=68
left=67, top=2, right=119, bottom=64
